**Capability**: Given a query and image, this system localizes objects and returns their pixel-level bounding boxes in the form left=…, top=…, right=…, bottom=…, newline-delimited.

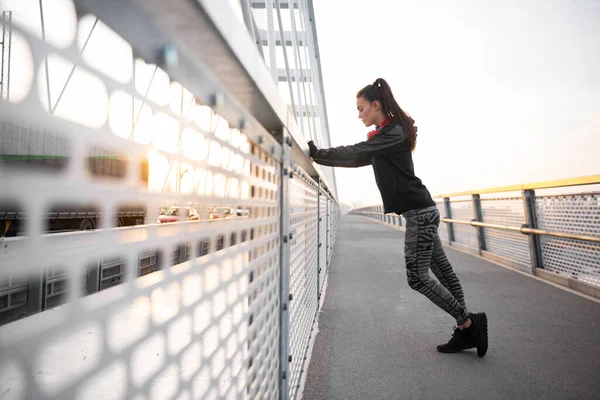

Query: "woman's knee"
left=407, top=273, right=429, bottom=291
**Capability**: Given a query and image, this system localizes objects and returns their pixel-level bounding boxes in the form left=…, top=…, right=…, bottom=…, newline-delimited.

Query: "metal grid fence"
left=318, top=189, right=327, bottom=296
left=0, top=1, right=339, bottom=399
left=536, top=194, right=600, bottom=286
left=288, top=167, right=319, bottom=400
left=321, top=192, right=337, bottom=300
left=481, top=197, right=531, bottom=268
left=449, top=200, right=479, bottom=252
left=435, top=201, right=447, bottom=243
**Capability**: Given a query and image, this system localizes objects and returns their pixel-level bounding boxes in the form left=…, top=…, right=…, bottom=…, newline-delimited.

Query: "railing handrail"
left=433, top=174, right=600, bottom=199
left=349, top=211, right=600, bottom=244
left=441, top=218, right=600, bottom=244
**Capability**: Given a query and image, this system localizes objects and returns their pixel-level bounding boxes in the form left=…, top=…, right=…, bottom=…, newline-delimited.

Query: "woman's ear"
left=373, top=100, right=381, bottom=112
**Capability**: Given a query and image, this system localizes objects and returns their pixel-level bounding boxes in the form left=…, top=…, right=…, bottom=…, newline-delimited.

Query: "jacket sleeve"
left=311, top=125, right=406, bottom=162
left=312, top=157, right=371, bottom=168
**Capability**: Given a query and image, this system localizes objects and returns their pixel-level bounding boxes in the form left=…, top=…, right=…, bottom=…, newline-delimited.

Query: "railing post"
left=523, top=189, right=543, bottom=274
left=472, top=194, right=487, bottom=252
left=279, top=131, right=292, bottom=400
left=444, top=197, right=455, bottom=243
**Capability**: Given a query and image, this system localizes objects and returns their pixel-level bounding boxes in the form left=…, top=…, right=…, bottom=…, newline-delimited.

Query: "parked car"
left=209, top=207, right=238, bottom=220
left=157, top=207, right=200, bottom=224
left=235, top=208, right=250, bottom=218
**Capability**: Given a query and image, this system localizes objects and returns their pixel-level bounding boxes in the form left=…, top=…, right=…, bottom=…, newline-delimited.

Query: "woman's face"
left=356, top=96, right=382, bottom=127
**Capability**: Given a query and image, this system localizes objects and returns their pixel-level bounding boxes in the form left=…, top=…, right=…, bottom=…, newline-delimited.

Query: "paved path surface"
left=303, top=216, right=600, bottom=400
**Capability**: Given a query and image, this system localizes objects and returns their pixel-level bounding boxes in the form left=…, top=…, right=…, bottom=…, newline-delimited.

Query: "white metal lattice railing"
left=0, top=1, right=338, bottom=399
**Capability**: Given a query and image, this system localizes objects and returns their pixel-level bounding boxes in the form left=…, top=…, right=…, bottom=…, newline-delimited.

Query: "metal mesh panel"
left=536, top=194, right=600, bottom=286
left=436, top=201, right=447, bottom=241
left=325, top=200, right=330, bottom=266
left=335, top=206, right=340, bottom=235
left=288, top=169, right=319, bottom=400
left=318, top=191, right=327, bottom=294
left=0, top=3, right=283, bottom=398
left=326, top=200, right=331, bottom=266
left=327, top=199, right=334, bottom=266
left=481, top=198, right=531, bottom=267
left=328, top=199, right=339, bottom=265
left=449, top=200, right=478, bottom=250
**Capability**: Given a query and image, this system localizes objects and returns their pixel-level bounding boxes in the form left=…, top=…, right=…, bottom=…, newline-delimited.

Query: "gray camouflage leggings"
left=403, top=206, right=470, bottom=325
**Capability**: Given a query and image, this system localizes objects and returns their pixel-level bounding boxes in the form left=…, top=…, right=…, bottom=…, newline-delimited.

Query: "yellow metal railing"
left=433, top=174, right=600, bottom=199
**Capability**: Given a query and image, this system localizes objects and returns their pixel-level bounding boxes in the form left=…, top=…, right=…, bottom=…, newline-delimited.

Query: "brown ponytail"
left=357, top=78, right=417, bottom=151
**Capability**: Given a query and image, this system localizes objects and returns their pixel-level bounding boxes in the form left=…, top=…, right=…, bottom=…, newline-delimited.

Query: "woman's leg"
left=403, top=207, right=470, bottom=325
left=429, top=234, right=466, bottom=311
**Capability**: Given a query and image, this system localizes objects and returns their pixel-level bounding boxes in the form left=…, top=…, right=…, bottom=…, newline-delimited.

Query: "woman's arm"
left=308, top=125, right=406, bottom=162
left=311, top=155, right=371, bottom=168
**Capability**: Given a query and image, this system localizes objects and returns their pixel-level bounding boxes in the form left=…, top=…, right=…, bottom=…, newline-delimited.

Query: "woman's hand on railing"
left=307, top=141, right=318, bottom=158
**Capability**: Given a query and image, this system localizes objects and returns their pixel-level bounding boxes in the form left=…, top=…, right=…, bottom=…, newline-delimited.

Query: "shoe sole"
left=437, top=346, right=463, bottom=353
left=475, top=313, right=488, bottom=357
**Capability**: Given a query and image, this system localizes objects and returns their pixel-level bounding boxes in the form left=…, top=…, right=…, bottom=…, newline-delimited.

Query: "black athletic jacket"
left=310, top=123, right=436, bottom=214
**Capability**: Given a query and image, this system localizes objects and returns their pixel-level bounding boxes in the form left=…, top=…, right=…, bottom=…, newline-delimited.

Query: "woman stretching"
left=308, top=78, right=488, bottom=357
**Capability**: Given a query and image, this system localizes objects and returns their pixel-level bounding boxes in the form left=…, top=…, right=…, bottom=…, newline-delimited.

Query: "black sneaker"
left=471, top=312, right=488, bottom=357
left=436, top=326, right=477, bottom=353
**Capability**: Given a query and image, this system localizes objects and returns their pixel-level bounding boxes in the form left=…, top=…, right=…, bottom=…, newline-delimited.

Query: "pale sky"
left=313, top=0, right=600, bottom=207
